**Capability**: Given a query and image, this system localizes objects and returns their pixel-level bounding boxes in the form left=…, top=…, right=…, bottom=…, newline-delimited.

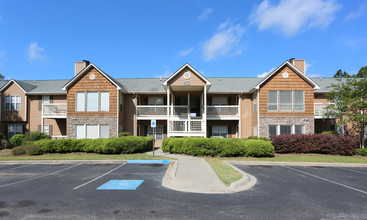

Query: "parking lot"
left=0, top=163, right=366, bottom=219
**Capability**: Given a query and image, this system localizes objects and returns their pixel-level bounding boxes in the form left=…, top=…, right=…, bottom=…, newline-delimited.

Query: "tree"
left=0, top=74, right=4, bottom=80
left=334, top=69, right=351, bottom=78
left=326, top=78, right=367, bottom=148
left=355, top=65, right=367, bottom=78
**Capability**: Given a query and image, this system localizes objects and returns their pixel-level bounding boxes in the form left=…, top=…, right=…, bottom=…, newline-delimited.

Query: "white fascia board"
left=0, top=79, right=27, bottom=93
left=163, top=63, right=212, bottom=86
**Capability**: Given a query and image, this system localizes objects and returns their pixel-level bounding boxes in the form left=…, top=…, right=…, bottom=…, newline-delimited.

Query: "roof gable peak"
left=162, top=63, right=211, bottom=86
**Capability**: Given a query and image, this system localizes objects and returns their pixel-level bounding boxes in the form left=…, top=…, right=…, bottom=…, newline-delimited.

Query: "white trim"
left=24, top=95, right=27, bottom=120
left=62, top=63, right=123, bottom=91
left=162, top=63, right=212, bottom=86
left=257, top=90, right=260, bottom=137
left=238, top=94, right=241, bottom=138
left=254, top=61, right=320, bottom=90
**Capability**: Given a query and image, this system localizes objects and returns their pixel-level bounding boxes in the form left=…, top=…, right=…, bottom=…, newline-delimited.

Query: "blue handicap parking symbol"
left=97, top=180, right=144, bottom=190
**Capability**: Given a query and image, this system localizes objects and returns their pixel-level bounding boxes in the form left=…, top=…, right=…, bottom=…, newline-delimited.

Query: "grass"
left=0, top=150, right=172, bottom=161
left=205, top=158, right=243, bottom=186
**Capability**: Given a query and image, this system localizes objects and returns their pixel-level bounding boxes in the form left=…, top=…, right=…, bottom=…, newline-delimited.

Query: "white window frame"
left=212, top=125, right=228, bottom=138
left=268, top=124, right=305, bottom=138
left=86, top=92, right=98, bottom=112
left=5, top=95, right=21, bottom=111
left=43, top=125, right=50, bottom=135
left=76, top=92, right=85, bottom=112
left=294, top=91, right=305, bottom=112
left=100, top=91, right=109, bottom=112
left=148, top=125, right=163, bottom=140
left=42, top=95, right=50, bottom=104
left=267, top=91, right=278, bottom=112
left=279, top=91, right=293, bottom=112
left=76, top=124, right=110, bottom=139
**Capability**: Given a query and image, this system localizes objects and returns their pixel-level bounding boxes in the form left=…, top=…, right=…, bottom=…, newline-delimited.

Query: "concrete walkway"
left=148, top=149, right=257, bottom=194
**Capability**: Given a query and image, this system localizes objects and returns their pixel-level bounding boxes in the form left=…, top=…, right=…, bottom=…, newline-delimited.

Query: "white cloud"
left=155, top=65, right=171, bottom=79
left=177, top=47, right=194, bottom=57
left=344, top=4, right=366, bottom=22
left=198, top=8, right=213, bottom=21
left=202, top=22, right=245, bottom=61
left=258, top=67, right=275, bottom=77
left=27, top=42, right=46, bottom=62
left=249, top=0, right=341, bottom=36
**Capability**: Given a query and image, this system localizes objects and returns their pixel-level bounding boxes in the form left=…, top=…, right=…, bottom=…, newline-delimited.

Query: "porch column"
left=204, top=85, right=207, bottom=137
left=167, top=87, right=170, bottom=138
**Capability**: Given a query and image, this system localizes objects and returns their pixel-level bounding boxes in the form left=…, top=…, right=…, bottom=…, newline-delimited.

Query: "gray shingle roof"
left=0, top=77, right=344, bottom=94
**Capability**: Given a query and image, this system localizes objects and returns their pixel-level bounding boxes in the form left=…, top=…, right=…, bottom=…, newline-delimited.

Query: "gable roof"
left=62, top=63, right=125, bottom=91
left=253, top=61, right=320, bottom=90
left=0, top=79, right=28, bottom=93
left=162, top=63, right=212, bottom=87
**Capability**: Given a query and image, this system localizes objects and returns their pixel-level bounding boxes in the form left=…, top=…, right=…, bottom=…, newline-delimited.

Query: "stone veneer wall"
left=259, top=116, right=314, bottom=138
left=67, top=116, right=118, bottom=139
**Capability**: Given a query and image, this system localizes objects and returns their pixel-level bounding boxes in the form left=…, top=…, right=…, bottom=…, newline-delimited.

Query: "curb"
left=224, top=161, right=257, bottom=192
left=228, top=161, right=367, bottom=167
left=162, top=160, right=178, bottom=187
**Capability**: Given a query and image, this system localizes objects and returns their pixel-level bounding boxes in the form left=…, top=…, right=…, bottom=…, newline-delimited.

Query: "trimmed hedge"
left=12, top=144, right=43, bottom=156
left=34, top=136, right=153, bottom=154
left=162, top=137, right=274, bottom=157
left=271, top=134, right=357, bottom=156
left=355, top=148, right=367, bottom=156
left=26, top=131, right=51, bottom=141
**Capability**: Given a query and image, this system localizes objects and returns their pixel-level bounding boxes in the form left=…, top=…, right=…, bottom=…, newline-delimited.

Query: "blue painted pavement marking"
left=97, top=180, right=144, bottom=190
left=127, top=160, right=170, bottom=164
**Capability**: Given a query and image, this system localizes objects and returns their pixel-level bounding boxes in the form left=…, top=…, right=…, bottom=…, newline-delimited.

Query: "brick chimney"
left=289, top=58, right=305, bottom=74
left=75, top=60, right=90, bottom=75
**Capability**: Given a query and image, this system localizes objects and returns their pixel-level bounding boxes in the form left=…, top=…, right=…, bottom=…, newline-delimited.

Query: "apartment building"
left=0, top=59, right=340, bottom=145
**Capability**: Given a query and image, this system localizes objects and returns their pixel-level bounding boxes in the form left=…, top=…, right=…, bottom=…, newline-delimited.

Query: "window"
left=44, top=125, right=50, bottom=135
left=76, top=125, right=85, bottom=139
left=148, top=125, right=163, bottom=140
left=119, top=92, right=124, bottom=112
left=100, top=92, right=109, bottom=111
left=253, top=93, right=257, bottom=112
left=212, top=96, right=228, bottom=105
left=86, top=92, right=98, bottom=111
left=76, top=92, right=85, bottom=112
left=280, top=125, right=292, bottom=134
left=267, top=90, right=305, bottom=112
left=8, top=124, right=22, bottom=138
left=269, top=125, right=305, bottom=137
left=212, top=126, right=228, bottom=138
left=294, top=91, right=304, bottom=111
left=42, top=96, right=50, bottom=104
left=148, top=97, right=163, bottom=105
left=86, top=125, right=99, bottom=138
left=279, top=91, right=292, bottom=111
left=268, top=91, right=278, bottom=111
left=5, top=95, right=21, bottom=110
left=76, top=124, right=110, bottom=139
left=269, top=125, right=277, bottom=138
left=100, top=125, right=109, bottom=138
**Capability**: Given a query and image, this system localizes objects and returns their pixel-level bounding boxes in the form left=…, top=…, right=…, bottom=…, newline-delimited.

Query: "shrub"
left=11, top=146, right=26, bottom=155
left=118, top=132, right=132, bottom=137
left=34, top=136, right=153, bottom=154
left=271, top=134, right=357, bottom=156
left=246, top=136, right=269, bottom=141
left=0, top=133, right=5, bottom=140
left=355, top=148, right=367, bottom=156
left=10, top=134, right=26, bottom=147
left=162, top=137, right=275, bottom=157
left=26, top=131, right=51, bottom=141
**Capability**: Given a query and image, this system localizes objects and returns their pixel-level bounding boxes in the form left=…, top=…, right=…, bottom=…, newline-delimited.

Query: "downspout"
left=257, top=89, right=260, bottom=137
left=239, top=92, right=242, bottom=138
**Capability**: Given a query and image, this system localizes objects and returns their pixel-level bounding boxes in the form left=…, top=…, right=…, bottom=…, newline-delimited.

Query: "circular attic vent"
left=282, top=72, right=289, bottom=78
left=90, top=74, right=96, bottom=80
left=183, top=71, right=191, bottom=79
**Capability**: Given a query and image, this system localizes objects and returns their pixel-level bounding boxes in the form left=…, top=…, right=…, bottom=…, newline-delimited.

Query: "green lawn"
left=0, top=150, right=172, bottom=161
left=205, top=158, right=243, bottom=186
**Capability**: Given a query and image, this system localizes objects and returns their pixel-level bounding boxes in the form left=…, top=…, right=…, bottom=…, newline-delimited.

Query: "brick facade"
left=259, top=116, right=314, bottom=138
left=67, top=116, right=118, bottom=138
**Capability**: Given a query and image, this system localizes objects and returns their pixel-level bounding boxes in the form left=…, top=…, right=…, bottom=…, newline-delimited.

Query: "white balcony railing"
left=136, top=105, right=167, bottom=117
left=43, top=103, right=67, bottom=118
left=314, top=103, right=336, bottom=118
left=169, top=119, right=205, bottom=136
left=207, top=105, right=239, bottom=117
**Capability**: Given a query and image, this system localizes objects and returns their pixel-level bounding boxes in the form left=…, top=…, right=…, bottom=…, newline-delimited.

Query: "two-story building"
left=0, top=59, right=341, bottom=145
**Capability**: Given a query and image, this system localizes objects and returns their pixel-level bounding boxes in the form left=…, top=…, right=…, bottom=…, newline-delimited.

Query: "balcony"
left=43, top=103, right=67, bottom=118
left=207, top=105, right=239, bottom=120
left=169, top=119, right=205, bottom=137
left=136, top=105, right=167, bottom=119
left=314, top=103, right=337, bottom=119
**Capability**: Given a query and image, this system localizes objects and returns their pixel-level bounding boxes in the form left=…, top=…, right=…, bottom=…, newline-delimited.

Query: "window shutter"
left=22, top=125, right=26, bottom=134
left=38, top=96, right=42, bottom=111
left=49, top=125, right=53, bottom=136
left=50, top=95, right=53, bottom=103
left=38, top=125, right=41, bottom=131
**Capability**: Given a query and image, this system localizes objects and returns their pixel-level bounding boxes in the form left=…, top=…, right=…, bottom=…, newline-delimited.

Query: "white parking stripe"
left=337, top=167, right=367, bottom=175
left=283, top=166, right=367, bottom=195
left=0, top=164, right=34, bottom=172
left=0, top=164, right=81, bottom=189
left=73, top=163, right=126, bottom=190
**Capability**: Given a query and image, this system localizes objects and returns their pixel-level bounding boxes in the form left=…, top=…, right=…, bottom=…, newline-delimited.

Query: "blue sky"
left=0, top=0, right=366, bottom=80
